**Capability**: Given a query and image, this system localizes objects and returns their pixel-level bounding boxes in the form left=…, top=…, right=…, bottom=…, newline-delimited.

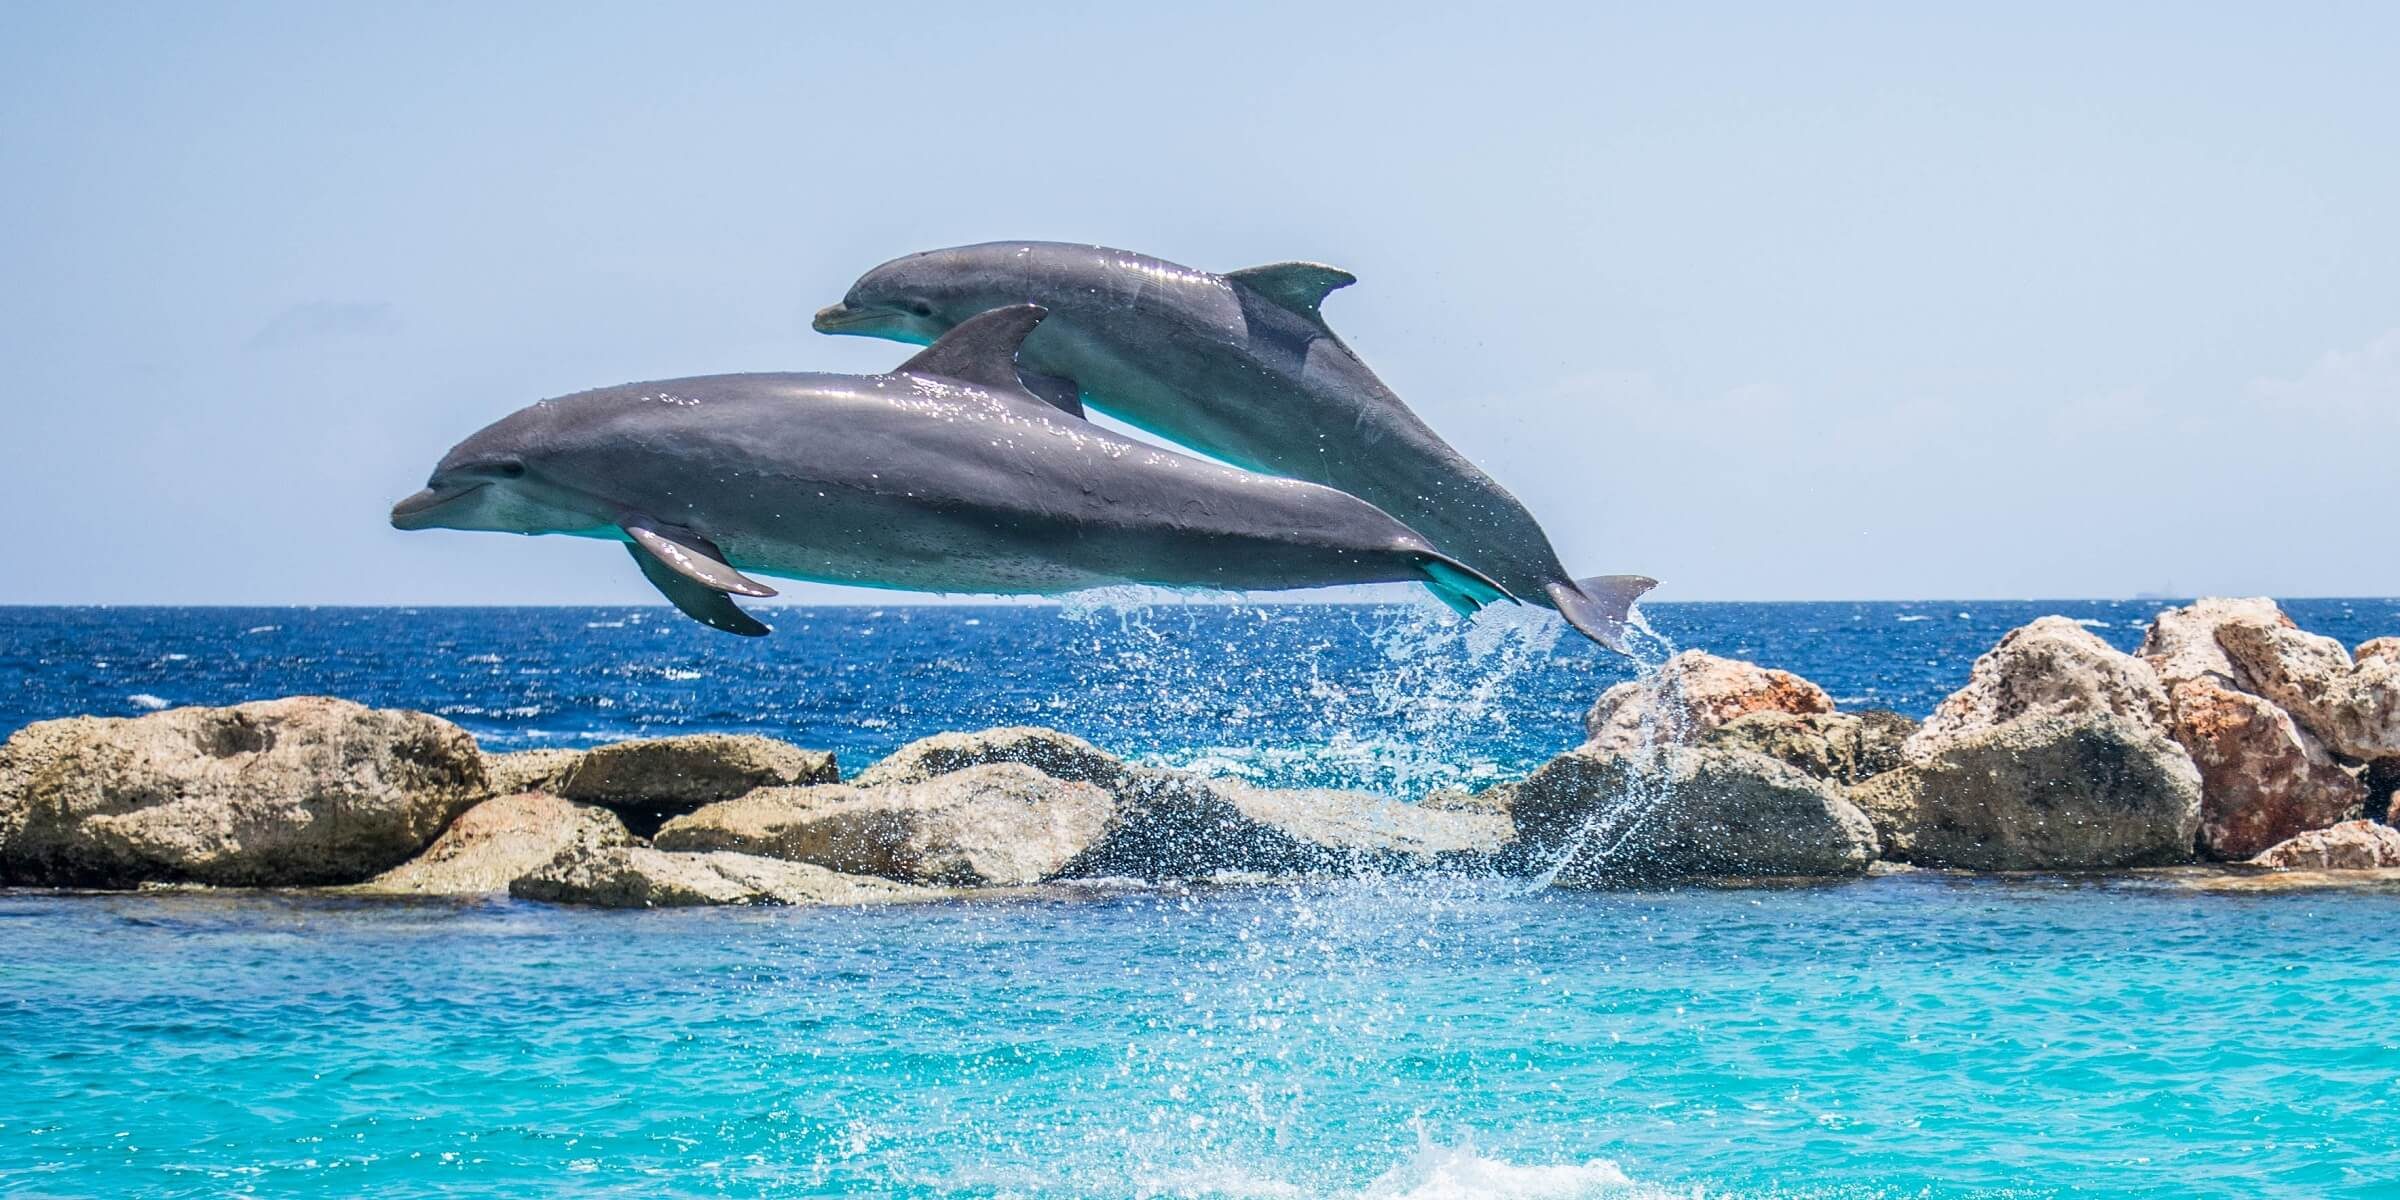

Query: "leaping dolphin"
left=390, top=305, right=1514, bottom=634
left=812, top=242, right=1655, bottom=653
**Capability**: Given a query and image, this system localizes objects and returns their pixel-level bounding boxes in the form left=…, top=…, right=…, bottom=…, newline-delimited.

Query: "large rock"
left=1583, top=651, right=1834, bottom=752
left=1851, top=714, right=2201, bottom=870
left=2249, top=820, right=2400, bottom=870
left=1697, top=709, right=1915, bottom=785
left=482, top=748, right=585, bottom=797
left=655, top=763, right=1116, bottom=886
left=557, top=734, right=837, bottom=829
left=2164, top=679, right=2362, bottom=860
left=0, top=697, right=487, bottom=888
left=1063, top=769, right=1512, bottom=879
left=2136, top=597, right=2289, bottom=690
left=2216, top=620, right=2400, bottom=762
left=2138, top=599, right=2371, bottom=857
left=357, top=793, right=632, bottom=896
left=1908, top=617, right=2171, bottom=755
left=1504, top=745, right=1879, bottom=883
left=510, top=843, right=942, bottom=908
left=852, top=726, right=1128, bottom=790
left=2355, top=638, right=2400, bottom=668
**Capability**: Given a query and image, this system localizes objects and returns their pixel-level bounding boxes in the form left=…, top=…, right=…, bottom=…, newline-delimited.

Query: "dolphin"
left=812, top=241, right=1655, bottom=652
left=390, top=305, right=1514, bottom=635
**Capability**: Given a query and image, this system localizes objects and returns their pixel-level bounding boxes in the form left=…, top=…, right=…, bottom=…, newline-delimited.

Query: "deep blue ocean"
left=6, top=599, right=2399, bottom=1198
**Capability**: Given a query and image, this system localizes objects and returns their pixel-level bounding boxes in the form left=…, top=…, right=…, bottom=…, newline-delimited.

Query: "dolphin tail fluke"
left=1411, top=553, right=1518, bottom=618
left=1546, top=575, right=1658, bottom=654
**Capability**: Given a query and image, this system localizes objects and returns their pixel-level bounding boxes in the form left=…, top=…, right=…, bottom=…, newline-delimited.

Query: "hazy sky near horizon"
left=3, top=2, right=2394, bottom=605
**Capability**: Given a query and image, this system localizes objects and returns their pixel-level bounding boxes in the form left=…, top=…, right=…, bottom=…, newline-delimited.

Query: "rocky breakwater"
left=4, top=597, right=2393, bottom=905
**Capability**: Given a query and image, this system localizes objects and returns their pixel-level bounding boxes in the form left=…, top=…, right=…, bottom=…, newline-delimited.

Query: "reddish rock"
left=1583, top=651, right=1833, bottom=752
left=2136, top=597, right=2289, bottom=690
left=2216, top=621, right=2400, bottom=761
left=2249, top=820, right=2400, bottom=870
left=2169, top=679, right=2363, bottom=859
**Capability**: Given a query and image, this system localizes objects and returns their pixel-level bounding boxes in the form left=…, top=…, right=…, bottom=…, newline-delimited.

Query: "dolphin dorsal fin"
left=1223, top=262, right=1356, bottom=329
left=897, top=304, right=1052, bottom=400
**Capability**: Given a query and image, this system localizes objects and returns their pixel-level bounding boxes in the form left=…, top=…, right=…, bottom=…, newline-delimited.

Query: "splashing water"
left=1529, top=605, right=1682, bottom=889
left=1058, top=589, right=1588, bottom=799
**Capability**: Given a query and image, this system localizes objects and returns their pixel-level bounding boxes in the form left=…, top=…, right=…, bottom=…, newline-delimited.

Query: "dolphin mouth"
left=811, top=302, right=883, bottom=334
left=390, top=482, right=488, bottom=530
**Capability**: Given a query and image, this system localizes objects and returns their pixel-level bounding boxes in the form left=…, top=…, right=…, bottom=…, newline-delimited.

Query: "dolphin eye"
left=907, top=300, right=935, bottom=318
left=493, top=460, right=526, bottom=478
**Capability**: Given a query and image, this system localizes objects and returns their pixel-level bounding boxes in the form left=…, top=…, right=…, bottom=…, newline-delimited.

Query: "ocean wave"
left=126, top=694, right=169, bottom=711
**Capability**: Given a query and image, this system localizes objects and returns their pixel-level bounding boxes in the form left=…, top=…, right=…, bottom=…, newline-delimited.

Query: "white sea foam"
left=127, top=693, right=169, bottom=711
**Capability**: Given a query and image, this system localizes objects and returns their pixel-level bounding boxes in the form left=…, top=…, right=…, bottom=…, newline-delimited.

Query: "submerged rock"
left=358, top=792, right=632, bottom=896
left=0, top=697, right=486, bottom=888
left=482, top=748, right=585, bottom=797
left=2163, top=678, right=2361, bottom=860
left=1506, top=745, right=1879, bottom=883
left=655, top=763, right=1116, bottom=886
left=1851, top=714, right=2201, bottom=870
left=1696, top=709, right=1915, bottom=785
left=1064, top=770, right=1511, bottom=879
left=1907, top=617, right=2172, bottom=754
left=2248, top=820, right=2400, bottom=870
left=852, top=726, right=1129, bottom=790
left=510, top=843, right=942, bottom=908
left=1582, top=651, right=1834, bottom=752
left=557, top=734, right=837, bottom=830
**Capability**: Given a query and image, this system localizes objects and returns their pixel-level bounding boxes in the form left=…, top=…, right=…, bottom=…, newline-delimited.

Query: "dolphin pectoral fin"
left=1223, top=262, right=1357, bottom=330
left=1016, top=367, right=1085, bottom=417
left=625, top=543, right=771, bottom=637
left=1411, top=553, right=1518, bottom=618
left=897, top=304, right=1056, bottom=404
left=620, top=521, right=778, bottom=598
left=1546, top=575, right=1658, bottom=656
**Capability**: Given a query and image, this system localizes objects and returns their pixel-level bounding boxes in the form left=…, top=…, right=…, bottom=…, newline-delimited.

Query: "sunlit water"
left=6, top=599, right=2391, bottom=795
left=5, top=878, right=2397, bottom=1198
left=6, top=599, right=2400, bottom=1197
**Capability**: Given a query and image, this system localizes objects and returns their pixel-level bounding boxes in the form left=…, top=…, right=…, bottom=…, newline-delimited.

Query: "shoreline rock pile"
left=1, top=598, right=2393, bottom=907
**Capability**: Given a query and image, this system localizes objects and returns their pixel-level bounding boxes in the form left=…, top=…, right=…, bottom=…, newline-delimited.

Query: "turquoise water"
left=7, top=876, right=2397, bottom=1198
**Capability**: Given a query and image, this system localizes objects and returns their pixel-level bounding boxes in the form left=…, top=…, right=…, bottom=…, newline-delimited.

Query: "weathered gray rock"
left=852, top=726, right=1128, bottom=790
left=2217, top=620, right=2400, bottom=761
left=2249, top=820, right=2400, bottom=870
left=510, top=843, right=942, bottom=908
left=557, top=734, right=837, bottom=828
left=1907, top=617, right=2172, bottom=755
left=1505, top=745, right=1879, bottom=883
left=1582, top=651, right=1833, bottom=752
left=655, top=763, right=1116, bottom=886
left=357, top=792, right=632, bottom=896
left=2164, top=678, right=2362, bottom=860
left=482, top=748, right=585, bottom=797
left=1063, top=769, right=1512, bottom=879
left=1851, top=714, right=2201, bottom=870
left=1697, top=709, right=1916, bottom=785
left=0, top=697, right=487, bottom=888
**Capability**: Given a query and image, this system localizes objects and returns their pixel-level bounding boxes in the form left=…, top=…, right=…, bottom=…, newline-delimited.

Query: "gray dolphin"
left=390, top=305, right=1513, bottom=635
left=812, top=241, right=1654, bottom=652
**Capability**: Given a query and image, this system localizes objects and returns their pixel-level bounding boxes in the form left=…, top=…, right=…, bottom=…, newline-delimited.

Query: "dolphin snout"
left=812, top=302, right=876, bottom=334
left=390, top=482, right=485, bottom=530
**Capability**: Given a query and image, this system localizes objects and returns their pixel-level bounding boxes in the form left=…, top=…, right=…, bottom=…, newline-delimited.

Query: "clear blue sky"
left=3, top=2, right=2393, bottom=604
